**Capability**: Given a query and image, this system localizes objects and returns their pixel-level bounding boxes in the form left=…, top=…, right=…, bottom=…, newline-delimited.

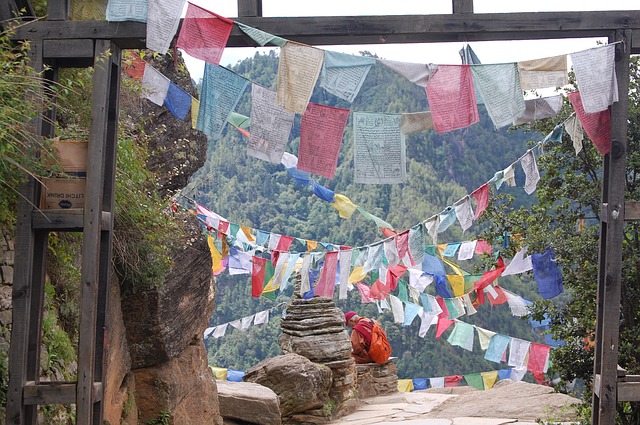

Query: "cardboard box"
left=40, top=177, right=86, bottom=209
left=42, top=139, right=88, bottom=174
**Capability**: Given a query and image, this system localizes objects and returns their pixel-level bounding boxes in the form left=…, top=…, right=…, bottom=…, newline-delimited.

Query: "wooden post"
left=237, top=0, right=262, bottom=17
left=592, top=28, right=632, bottom=425
left=47, top=0, right=69, bottom=21
left=76, top=39, right=120, bottom=425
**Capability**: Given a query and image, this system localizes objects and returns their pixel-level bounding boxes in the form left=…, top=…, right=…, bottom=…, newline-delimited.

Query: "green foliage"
left=146, top=409, right=171, bottom=425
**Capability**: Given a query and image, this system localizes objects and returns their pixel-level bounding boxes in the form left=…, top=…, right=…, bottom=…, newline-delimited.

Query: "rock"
left=217, top=381, right=282, bottom=425
left=279, top=333, right=353, bottom=363
left=121, top=216, right=216, bottom=369
left=429, top=379, right=580, bottom=422
left=133, top=342, right=223, bottom=425
left=355, top=362, right=399, bottom=399
left=244, top=353, right=333, bottom=417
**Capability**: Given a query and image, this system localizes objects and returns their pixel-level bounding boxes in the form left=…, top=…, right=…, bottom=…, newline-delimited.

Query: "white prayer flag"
left=520, top=150, right=541, bottom=194
left=514, top=95, right=563, bottom=125
left=564, top=114, right=584, bottom=155
left=474, top=326, right=496, bottom=351
left=454, top=196, right=474, bottom=232
left=505, top=290, right=530, bottom=317
left=379, top=59, right=438, bottom=87
left=141, top=65, right=170, bottom=106
left=425, top=216, right=439, bottom=245
left=229, top=320, right=242, bottom=330
left=384, top=238, right=400, bottom=267
left=508, top=338, right=532, bottom=368
left=389, top=295, right=405, bottom=324
left=518, top=55, right=568, bottom=90
left=241, top=315, right=255, bottom=330
left=147, top=0, right=186, bottom=55
left=408, top=269, right=433, bottom=292
left=212, top=323, right=228, bottom=338
left=503, top=163, right=516, bottom=187
left=457, top=240, right=477, bottom=261
left=419, top=312, right=439, bottom=338
left=471, top=63, right=525, bottom=128
left=571, top=44, right=618, bottom=113
left=248, top=84, right=295, bottom=163
left=339, top=250, right=353, bottom=300
left=276, top=41, right=324, bottom=114
left=253, top=310, right=270, bottom=325
left=502, top=247, right=533, bottom=276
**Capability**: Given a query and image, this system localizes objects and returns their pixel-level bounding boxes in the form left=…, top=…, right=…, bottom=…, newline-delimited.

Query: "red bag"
left=368, top=322, right=392, bottom=364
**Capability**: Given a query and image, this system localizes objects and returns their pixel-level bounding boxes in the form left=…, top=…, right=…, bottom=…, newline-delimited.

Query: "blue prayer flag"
left=165, top=82, right=192, bottom=120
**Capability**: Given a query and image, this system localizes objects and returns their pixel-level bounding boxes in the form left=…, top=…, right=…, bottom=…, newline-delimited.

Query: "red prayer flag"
left=386, top=264, right=408, bottom=291
left=426, top=65, right=479, bottom=132
left=297, top=103, right=350, bottom=179
left=474, top=239, right=492, bottom=255
left=568, top=91, right=611, bottom=155
left=276, top=235, right=294, bottom=252
left=473, top=258, right=505, bottom=291
left=314, top=251, right=339, bottom=298
left=487, top=285, right=508, bottom=306
left=527, top=342, right=551, bottom=376
left=471, top=183, right=489, bottom=219
left=176, top=3, right=233, bottom=65
left=436, top=297, right=454, bottom=338
left=218, top=220, right=229, bottom=234
left=124, top=53, right=146, bottom=80
left=396, top=230, right=410, bottom=264
left=251, top=256, right=267, bottom=297
left=444, top=375, right=463, bottom=387
left=357, top=282, right=374, bottom=303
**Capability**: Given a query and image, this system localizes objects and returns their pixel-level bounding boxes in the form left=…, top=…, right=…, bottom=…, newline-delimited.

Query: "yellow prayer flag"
left=210, top=366, right=228, bottom=380
left=436, top=243, right=447, bottom=256
left=330, top=194, right=358, bottom=219
left=240, top=225, right=256, bottom=242
left=481, top=370, right=499, bottom=390
left=262, top=277, right=279, bottom=294
left=397, top=379, right=414, bottom=392
left=307, top=240, right=318, bottom=251
left=191, top=98, right=200, bottom=129
left=207, top=235, right=224, bottom=273
left=447, top=275, right=466, bottom=297
left=348, top=266, right=367, bottom=285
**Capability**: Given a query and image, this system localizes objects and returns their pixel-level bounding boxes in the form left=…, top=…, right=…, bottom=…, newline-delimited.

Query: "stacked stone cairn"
left=278, top=297, right=359, bottom=421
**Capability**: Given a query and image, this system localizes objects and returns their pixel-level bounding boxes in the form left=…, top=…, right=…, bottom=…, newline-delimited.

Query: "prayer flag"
left=447, top=321, right=475, bottom=351
left=165, top=82, right=192, bottom=120
left=400, top=111, right=434, bottom=135
left=196, top=64, right=248, bottom=139
left=520, top=150, right=540, bottom=194
left=517, top=54, right=568, bottom=90
left=437, top=206, right=457, bottom=233
left=380, top=59, right=438, bottom=87
left=251, top=256, right=267, bottom=297
left=465, top=373, right=484, bottom=390
left=484, top=334, right=511, bottom=363
left=514, top=95, right=563, bottom=125
left=176, top=4, right=233, bottom=65
left=426, top=65, right=479, bottom=132
left=471, top=63, right=525, bottom=128
left=457, top=240, right=477, bottom=261
left=502, top=247, right=533, bottom=276
left=568, top=91, right=611, bottom=155
left=397, top=379, right=414, bottom=392
left=481, top=371, right=499, bottom=390
left=445, top=375, right=463, bottom=387
left=475, top=326, right=496, bottom=351
left=471, top=184, right=489, bottom=219
left=107, top=0, right=147, bottom=22
left=357, top=282, right=374, bottom=303
left=508, top=338, right=531, bottom=368
left=276, top=41, right=324, bottom=114
left=191, top=98, right=200, bottom=129
left=314, top=251, right=339, bottom=298
left=419, top=311, right=438, bottom=337
left=320, top=51, right=375, bottom=102
left=353, top=112, right=406, bottom=184
left=454, top=196, right=474, bottom=231
left=435, top=297, right=454, bottom=338
left=475, top=239, right=492, bottom=255
left=147, top=0, right=186, bottom=54
left=248, top=84, right=295, bottom=163
left=124, top=52, right=146, bottom=80
left=527, top=342, right=551, bottom=375
left=429, top=377, right=445, bottom=388
left=237, top=22, right=286, bottom=47
left=330, top=194, right=357, bottom=219
left=571, top=44, right=618, bottom=113
left=141, top=65, right=170, bottom=106
left=564, top=113, right=584, bottom=155
left=532, top=247, right=564, bottom=299
left=408, top=224, right=425, bottom=266
left=389, top=295, right=405, bottom=324
left=298, top=103, right=350, bottom=178
left=403, top=302, right=422, bottom=327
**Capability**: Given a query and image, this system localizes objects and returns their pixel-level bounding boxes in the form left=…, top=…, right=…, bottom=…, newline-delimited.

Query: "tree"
left=481, top=57, right=640, bottom=424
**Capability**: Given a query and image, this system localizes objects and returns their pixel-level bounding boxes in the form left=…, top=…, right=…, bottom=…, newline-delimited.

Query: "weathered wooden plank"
left=623, top=201, right=640, bottom=220
left=47, top=0, right=69, bottom=21
left=23, top=382, right=103, bottom=405
left=237, top=0, right=262, bottom=17
left=9, top=11, right=640, bottom=48
left=591, top=29, right=631, bottom=425
left=453, top=0, right=473, bottom=14
left=31, top=210, right=111, bottom=231
left=44, top=39, right=94, bottom=59
left=618, top=382, right=640, bottom=402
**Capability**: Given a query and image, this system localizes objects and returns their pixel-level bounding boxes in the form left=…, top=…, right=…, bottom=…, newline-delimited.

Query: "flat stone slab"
left=217, top=381, right=281, bottom=425
left=452, top=418, right=517, bottom=425
left=376, top=420, right=452, bottom=425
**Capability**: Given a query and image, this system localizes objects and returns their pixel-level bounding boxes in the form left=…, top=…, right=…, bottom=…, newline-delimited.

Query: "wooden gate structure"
left=1, top=0, right=640, bottom=424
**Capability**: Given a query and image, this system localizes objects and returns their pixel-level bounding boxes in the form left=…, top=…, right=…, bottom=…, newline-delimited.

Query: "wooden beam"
left=44, top=39, right=94, bottom=59
left=10, top=11, right=640, bottom=50
left=23, top=382, right=103, bottom=405
left=453, top=0, right=473, bottom=14
left=237, top=0, right=262, bottom=17
left=591, top=29, right=631, bottom=425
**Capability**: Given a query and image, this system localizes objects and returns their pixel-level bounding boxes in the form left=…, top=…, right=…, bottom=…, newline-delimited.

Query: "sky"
left=181, top=0, right=640, bottom=80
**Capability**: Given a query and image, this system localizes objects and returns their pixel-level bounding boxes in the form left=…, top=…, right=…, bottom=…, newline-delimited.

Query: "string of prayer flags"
left=426, top=65, right=479, bottom=132
left=379, top=59, right=438, bottom=87
left=353, top=112, right=407, bottom=184
left=567, top=91, right=611, bottom=155
left=165, top=82, right=192, bottom=120
left=236, top=22, right=287, bottom=47
left=320, top=51, right=376, bottom=103
left=400, top=111, right=434, bottom=135
left=564, top=113, right=584, bottom=155
left=470, top=63, right=525, bottom=129
left=141, top=64, right=170, bottom=106
left=517, top=54, right=568, bottom=90
left=514, top=94, right=563, bottom=125
left=107, top=0, right=147, bottom=23
left=276, top=41, right=324, bottom=114
left=531, top=247, right=564, bottom=299
left=147, top=0, right=186, bottom=55
left=570, top=44, right=618, bottom=113
left=520, top=150, right=541, bottom=195
left=196, top=63, right=248, bottom=139
left=176, top=3, right=234, bottom=65
left=298, top=103, right=350, bottom=178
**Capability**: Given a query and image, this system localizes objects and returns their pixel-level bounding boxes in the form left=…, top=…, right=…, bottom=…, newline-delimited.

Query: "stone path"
left=330, top=380, right=580, bottom=425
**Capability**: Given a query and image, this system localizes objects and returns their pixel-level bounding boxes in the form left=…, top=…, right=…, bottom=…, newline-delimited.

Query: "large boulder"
left=133, top=342, right=222, bottom=425
left=120, top=218, right=216, bottom=369
left=217, top=381, right=282, bottom=425
left=244, top=353, right=333, bottom=417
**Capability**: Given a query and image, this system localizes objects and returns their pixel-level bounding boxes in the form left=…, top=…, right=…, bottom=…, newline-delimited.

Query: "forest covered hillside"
left=188, top=51, right=549, bottom=380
